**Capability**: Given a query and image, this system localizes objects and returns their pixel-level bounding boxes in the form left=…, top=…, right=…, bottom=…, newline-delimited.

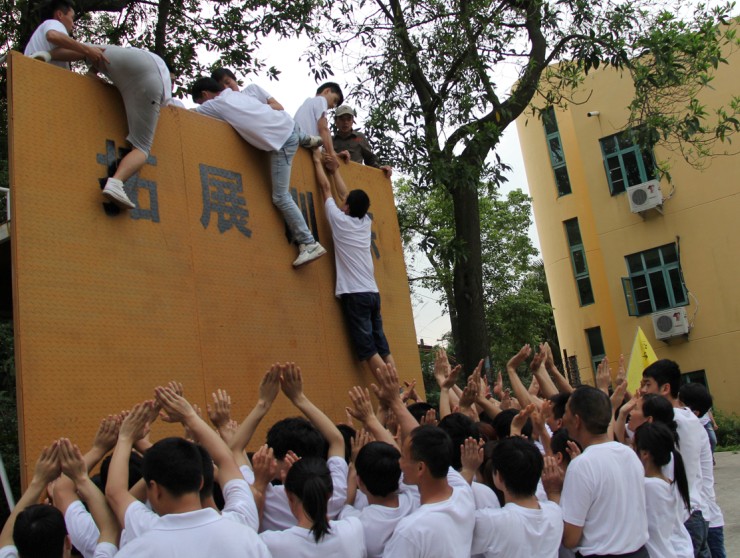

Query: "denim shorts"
left=340, top=292, right=391, bottom=361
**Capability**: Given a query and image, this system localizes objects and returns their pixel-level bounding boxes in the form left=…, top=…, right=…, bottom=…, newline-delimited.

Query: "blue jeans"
left=270, top=125, right=314, bottom=246
left=685, top=510, right=711, bottom=558
left=707, top=526, right=726, bottom=558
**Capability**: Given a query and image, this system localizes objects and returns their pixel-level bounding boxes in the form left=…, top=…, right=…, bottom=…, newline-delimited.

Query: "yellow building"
left=516, top=49, right=740, bottom=413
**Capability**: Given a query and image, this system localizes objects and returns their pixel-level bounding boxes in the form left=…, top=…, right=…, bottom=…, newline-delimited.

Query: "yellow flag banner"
left=626, top=326, right=659, bottom=392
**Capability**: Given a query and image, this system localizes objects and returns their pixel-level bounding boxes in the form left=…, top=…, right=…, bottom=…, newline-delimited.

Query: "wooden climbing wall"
left=7, top=52, right=421, bottom=484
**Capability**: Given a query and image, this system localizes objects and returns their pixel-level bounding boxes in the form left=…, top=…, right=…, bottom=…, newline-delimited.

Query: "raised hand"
left=280, top=450, right=301, bottom=484
left=251, top=444, right=278, bottom=491
left=419, top=408, right=438, bottom=426
left=58, top=438, right=87, bottom=483
left=460, top=437, right=484, bottom=482
left=615, top=354, right=627, bottom=388
left=119, top=401, right=155, bottom=442
left=155, top=386, right=196, bottom=424
left=33, top=441, right=61, bottom=484
left=91, top=415, right=121, bottom=454
left=346, top=386, right=375, bottom=423
left=596, top=357, right=611, bottom=394
left=541, top=455, right=564, bottom=501
left=370, top=362, right=402, bottom=406
left=401, top=379, right=420, bottom=403
left=280, top=363, right=305, bottom=402
left=510, top=403, right=536, bottom=437
left=259, top=364, right=282, bottom=406
left=493, top=371, right=504, bottom=399
left=458, top=373, right=480, bottom=410
left=350, top=429, right=373, bottom=464
left=507, top=344, right=532, bottom=371
left=207, top=388, right=232, bottom=429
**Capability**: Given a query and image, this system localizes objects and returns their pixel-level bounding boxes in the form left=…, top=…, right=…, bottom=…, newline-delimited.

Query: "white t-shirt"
left=0, top=542, right=117, bottom=558
left=293, top=96, right=328, bottom=136
left=671, top=407, right=706, bottom=513
left=193, top=88, right=294, bottom=151
left=24, top=20, right=70, bottom=69
left=698, top=428, right=723, bottom=528
left=471, top=501, right=564, bottom=558
left=260, top=516, right=366, bottom=557
left=472, top=481, right=500, bottom=510
left=261, top=456, right=348, bottom=531
left=560, top=441, right=648, bottom=556
left=64, top=500, right=101, bottom=558
left=115, top=507, right=270, bottom=557
left=324, top=198, right=378, bottom=296
left=339, top=490, right=418, bottom=558
left=644, top=477, right=693, bottom=558
left=382, top=484, right=475, bottom=558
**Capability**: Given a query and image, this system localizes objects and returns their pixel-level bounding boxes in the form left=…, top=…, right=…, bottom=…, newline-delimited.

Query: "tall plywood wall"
left=7, top=52, right=421, bottom=484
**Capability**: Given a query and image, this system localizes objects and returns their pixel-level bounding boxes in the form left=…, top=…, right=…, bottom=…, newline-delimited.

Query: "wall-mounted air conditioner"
left=627, top=180, right=662, bottom=214
left=652, top=307, right=689, bottom=341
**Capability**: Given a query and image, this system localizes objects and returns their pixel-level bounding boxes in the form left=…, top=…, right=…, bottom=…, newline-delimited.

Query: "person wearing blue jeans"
left=191, top=77, right=326, bottom=267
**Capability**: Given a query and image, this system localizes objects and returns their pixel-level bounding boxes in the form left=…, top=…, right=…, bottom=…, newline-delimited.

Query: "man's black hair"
left=490, top=437, right=543, bottom=498
left=266, top=417, right=328, bottom=460
left=336, top=424, right=356, bottom=463
left=550, top=428, right=580, bottom=465
left=39, top=0, right=74, bottom=22
left=492, top=409, right=532, bottom=439
left=98, top=451, right=143, bottom=492
left=550, top=393, right=571, bottom=421
left=679, top=382, right=713, bottom=417
left=409, top=425, right=452, bottom=479
left=142, top=437, right=203, bottom=497
left=346, top=189, right=370, bottom=219
left=407, top=402, right=435, bottom=424
left=438, top=413, right=479, bottom=471
left=355, top=441, right=401, bottom=497
left=14, top=504, right=67, bottom=558
left=642, top=359, right=681, bottom=398
left=316, top=82, right=344, bottom=107
left=191, top=76, right=224, bottom=103
left=211, top=68, right=237, bottom=83
left=568, top=385, right=611, bottom=435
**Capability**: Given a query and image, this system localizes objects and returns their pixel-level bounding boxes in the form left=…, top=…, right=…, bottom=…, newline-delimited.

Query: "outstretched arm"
left=281, top=363, right=345, bottom=459
left=506, top=345, right=534, bottom=409
left=0, top=442, right=61, bottom=548
left=346, top=386, right=397, bottom=448
left=59, top=438, right=120, bottom=546
left=45, top=32, right=108, bottom=65
left=371, top=363, right=419, bottom=442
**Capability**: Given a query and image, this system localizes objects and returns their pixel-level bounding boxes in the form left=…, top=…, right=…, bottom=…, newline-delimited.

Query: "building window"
left=600, top=130, right=656, bottom=195
left=564, top=218, right=594, bottom=306
left=543, top=107, right=572, bottom=196
left=681, top=370, right=707, bottom=387
left=585, top=327, right=605, bottom=375
left=621, top=243, right=688, bottom=316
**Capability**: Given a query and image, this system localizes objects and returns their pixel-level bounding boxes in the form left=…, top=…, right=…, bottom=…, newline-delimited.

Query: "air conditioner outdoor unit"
left=627, top=180, right=662, bottom=213
left=652, top=307, right=689, bottom=341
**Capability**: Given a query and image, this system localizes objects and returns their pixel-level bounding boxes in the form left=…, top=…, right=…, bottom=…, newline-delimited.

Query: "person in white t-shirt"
left=382, top=425, right=476, bottom=558
left=311, top=151, right=395, bottom=375
left=339, top=441, right=417, bottom=558
left=0, top=440, right=118, bottom=558
left=546, top=386, right=649, bottom=557
left=211, top=68, right=286, bottom=110
left=634, top=421, right=694, bottom=558
left=23, top=0, right=107, bottom=69
left=260, top=456, right=365, bottom=557
left=472, top=437, right=563, bottom=558
left=641, top=359, right=715, bottom=558
left=294, top=82, right=344, bottom=171
left=191, top=77, right=327, bottom=267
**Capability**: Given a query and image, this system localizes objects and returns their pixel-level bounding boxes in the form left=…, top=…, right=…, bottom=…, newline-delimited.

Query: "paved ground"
left=715, top=450, right=740, bottom=556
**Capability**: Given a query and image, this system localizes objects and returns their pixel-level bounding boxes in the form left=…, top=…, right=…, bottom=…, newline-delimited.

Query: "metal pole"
left=0, top=452, right=15, bottom=512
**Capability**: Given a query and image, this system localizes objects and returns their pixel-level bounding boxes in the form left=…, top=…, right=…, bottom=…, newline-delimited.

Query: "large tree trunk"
left=450, top=180, right=488, bottom=373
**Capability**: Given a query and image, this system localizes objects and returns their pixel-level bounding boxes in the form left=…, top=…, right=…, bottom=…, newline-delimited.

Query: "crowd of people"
left=11, top=2, right=728, bottom=558
left=0, top=347, right=726, bottom=558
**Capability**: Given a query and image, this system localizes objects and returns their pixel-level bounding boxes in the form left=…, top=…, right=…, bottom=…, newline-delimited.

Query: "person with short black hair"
left=191, top=77, right=327, bottom=267
left=294, top=82, right=344, bottom=171
left=548, top=393, right=570, bottom=433
left=340, top=442, right=416, bottom=558
left=548, top=386, right=649, bottom=557
left=382, top=425, right=475, bottom=558
left=642, top=360, right=723, bottom=558
left=259, top=457, right=366, bottom=556
left=472, top=437, right=563, bottom=558
left=311, top=149, right=395, bottom=375
left=211, top=68, right=285, bottom=110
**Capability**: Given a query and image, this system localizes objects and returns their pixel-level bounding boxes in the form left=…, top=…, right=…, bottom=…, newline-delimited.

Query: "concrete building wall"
left=516, top=44, right=740, bottom=413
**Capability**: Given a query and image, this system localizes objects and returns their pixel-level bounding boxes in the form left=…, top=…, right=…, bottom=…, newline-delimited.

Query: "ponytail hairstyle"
left=635, top=422, right=691, bottom=513
left=284, top=457, right=333, bottom=542
left=641, top=394, right=680, bottom=446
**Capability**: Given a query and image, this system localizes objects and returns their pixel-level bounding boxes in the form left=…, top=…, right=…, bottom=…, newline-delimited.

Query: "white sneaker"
left=102, top=178, right=136, bottom=209
left=28, top=51, right=51, bottom=62
left=292, top=242, right=327, bottom=267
